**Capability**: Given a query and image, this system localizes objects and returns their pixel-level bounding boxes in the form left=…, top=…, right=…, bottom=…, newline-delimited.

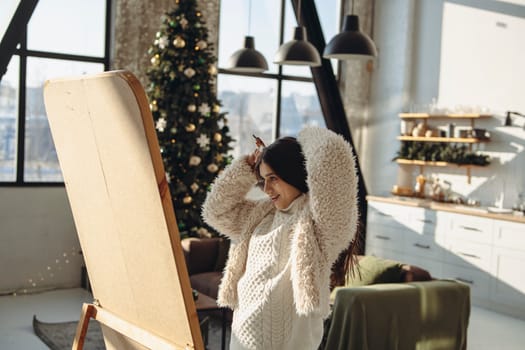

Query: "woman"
left=202, top=126, right=358, bottom=350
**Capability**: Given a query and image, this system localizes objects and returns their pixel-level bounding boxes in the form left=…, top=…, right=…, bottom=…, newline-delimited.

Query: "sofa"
left=323, top=255, right=470, bottom=350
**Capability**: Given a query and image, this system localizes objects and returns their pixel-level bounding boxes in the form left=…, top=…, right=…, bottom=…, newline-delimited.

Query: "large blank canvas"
left=43, top=71, right=203, bottom=349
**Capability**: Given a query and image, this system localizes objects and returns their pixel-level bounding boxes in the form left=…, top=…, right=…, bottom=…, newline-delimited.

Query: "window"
left=0, top=0, right=110, bottom=185
left=217, top=0, right=340, bottom=157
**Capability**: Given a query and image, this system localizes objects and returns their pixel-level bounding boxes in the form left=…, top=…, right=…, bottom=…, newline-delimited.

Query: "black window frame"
left=0, top=0, right=113, bottom=187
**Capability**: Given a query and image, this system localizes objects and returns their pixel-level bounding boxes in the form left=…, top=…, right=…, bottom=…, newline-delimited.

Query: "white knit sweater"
left=202, top=126, right=359, bottom=349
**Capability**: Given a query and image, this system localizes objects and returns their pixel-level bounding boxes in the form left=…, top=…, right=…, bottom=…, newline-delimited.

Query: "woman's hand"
left=246, top=135, right=265, bottom=170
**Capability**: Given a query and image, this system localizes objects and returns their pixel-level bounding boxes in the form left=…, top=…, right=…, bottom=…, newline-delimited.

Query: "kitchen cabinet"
left=366, top=197, right=525, bottom=320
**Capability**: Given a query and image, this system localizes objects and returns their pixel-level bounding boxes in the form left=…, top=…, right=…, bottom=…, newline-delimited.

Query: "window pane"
left=0, top=56, right=19, bottom=182
left=217, top=75, right=276, bottom=158
left=24, top=57, right=104, bottom=182
left=282, top=0, right=340, bottom=77
left=280, top=81, right=325, bottom=137
left=27, top=0, right=106, bottom=57
left=218, top=0, right=281, bottom=74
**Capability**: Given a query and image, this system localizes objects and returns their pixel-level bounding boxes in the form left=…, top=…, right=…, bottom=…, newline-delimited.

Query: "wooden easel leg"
left=72, top=303, right=97, bottom=350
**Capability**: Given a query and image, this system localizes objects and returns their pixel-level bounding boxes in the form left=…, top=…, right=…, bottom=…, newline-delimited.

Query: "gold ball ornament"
left=189, top=156, right=201, bottom=166
left=185, top=123, right=196, bottom=132
left=187, top=104, right=197, bottom=112
left=150, top=54, right=160, bottom=66
left=150, top=100, right=158, bottom=112
left=169, top=71, right=176, bottom=80
left=207, top=163, right=219, bottom=173
left=195, top=40, right=207, bottom=50
left=173, top=36, right=186, bottom=48
left=208, top=65, right=218, bottom=75
left=212, top=104, right=220, bottom=113
left=184, top=67, right=196, bottom=78
left=213, top=133, right=222, bottom=142
left=183, top=195, right=193, bottom=204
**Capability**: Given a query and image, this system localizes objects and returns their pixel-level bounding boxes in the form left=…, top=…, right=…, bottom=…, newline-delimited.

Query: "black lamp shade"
left=274, top=26, right=321, bottom=67
left=227, top=36, right=268, bottom=73
left=323, top=15, right=378, bottom=59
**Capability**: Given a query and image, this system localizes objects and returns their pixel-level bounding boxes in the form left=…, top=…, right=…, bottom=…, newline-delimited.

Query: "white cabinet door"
left=491, top=247, right=525, bottom=306
left=441, top=262, right=490, bottom=300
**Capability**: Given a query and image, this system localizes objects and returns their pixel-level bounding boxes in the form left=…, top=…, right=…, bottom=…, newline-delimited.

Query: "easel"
left=43, top=71, right=205, bottom=350
left=73, top=302, right=193, bottom=350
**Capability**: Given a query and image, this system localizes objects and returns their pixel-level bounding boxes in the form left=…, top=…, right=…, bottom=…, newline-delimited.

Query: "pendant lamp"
left=274, top=0, right=321, bottom=67
left=323, top=0, right=377, bottom=60
left=226, top=0, right=268, bottom=72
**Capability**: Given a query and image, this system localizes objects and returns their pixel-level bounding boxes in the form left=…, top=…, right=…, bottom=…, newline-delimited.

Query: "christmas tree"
left=146, top=0, right=233, bottom=239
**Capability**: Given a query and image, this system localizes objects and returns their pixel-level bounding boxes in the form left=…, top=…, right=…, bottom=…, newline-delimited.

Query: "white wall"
left=0, top=188, right=82, bottom=294
left=367, top=0, right=525, bottom=208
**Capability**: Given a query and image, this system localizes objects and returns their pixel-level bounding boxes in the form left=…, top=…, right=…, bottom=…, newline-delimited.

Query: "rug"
left=33, top=314, right=230, bottom=350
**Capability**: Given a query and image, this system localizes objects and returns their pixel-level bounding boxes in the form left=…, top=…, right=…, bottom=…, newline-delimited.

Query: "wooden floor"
left=0, top=288, right=524, bottom=350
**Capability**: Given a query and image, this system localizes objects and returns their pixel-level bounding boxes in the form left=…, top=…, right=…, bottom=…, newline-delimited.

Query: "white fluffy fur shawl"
left=202, top=126, right=359, bottom=317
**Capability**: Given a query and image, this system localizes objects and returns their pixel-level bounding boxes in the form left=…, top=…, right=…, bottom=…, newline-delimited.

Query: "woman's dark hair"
left=254, top=137, right=308, bottom=193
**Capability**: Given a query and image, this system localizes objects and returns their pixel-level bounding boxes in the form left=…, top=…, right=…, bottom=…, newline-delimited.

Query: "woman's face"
left=259, top=161, right=302, bottom=210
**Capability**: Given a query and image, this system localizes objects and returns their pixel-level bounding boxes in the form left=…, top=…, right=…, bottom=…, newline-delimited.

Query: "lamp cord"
left=298, top=0, right=302, bottom=26
left=248, top=0, right=252, bottom=35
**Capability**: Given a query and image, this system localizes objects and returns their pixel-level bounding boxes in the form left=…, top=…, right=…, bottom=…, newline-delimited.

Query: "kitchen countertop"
left=367, top=195, right=525, bottom=224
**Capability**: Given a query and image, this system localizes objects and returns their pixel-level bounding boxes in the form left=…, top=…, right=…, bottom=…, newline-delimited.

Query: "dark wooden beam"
left=0, top=0, right=39, bottom=81
left=291, top=0, right=368, bottom=253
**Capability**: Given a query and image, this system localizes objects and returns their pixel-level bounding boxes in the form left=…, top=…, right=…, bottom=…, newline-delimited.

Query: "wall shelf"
left=396, top=112, right=492, bottom=184
left=397, top=136, right=489, bottom=143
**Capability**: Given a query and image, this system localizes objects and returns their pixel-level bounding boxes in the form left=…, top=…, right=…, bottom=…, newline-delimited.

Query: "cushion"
left=346, top=255, right=404, bottom=286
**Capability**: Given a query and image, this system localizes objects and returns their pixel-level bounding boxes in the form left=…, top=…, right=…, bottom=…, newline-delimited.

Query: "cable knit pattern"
left=202, top=126, right=359, bottom=349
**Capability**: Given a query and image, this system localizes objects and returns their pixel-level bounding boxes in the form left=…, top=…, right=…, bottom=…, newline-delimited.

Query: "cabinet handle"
left=378, top=212, right=392, bottom=217
left=413, top=243, right=431, bottom=249
left=456, top=277, right=474, bottom=285
left=375, top=235, right=390, bottom=240
left=459, top=225, right=481, bottom=232
left=417, top=219, right=434, bottom=224
left=458, top=252, right=480, bottom=259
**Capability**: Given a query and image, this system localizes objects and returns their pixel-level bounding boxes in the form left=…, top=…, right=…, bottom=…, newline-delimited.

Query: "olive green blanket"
left=324, top=280, right=470, bottom=350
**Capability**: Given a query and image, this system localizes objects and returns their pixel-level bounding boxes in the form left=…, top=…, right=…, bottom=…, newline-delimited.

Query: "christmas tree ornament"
left=207, top=163, right=219, bottom=173
left=196, top=133, right=210, bottom=148
left=155, top=117, right=167, bottom=132
left=189, top=155, right=202, bottom=166
left=178, top=64, right=185, bottom=72
left=170, top=138, right=176, bottom=144
left=183, top=195, right=193, bottom=204
left=180, top=17, right=189, bottom=29
left=208, top=65, right=218, bottom=75
left=173, top=36, right=186, bottom=48
left=184, top=67, right=196, bottom=78
left=187, top=104, right=197, bottom=112
left=169, top=71, right=176, bottom=80
left=193, top=84, right=200, bottom=91
left=170, top=127, right=177, bottom=134
left=193, top=92, right=199, bottom=97
left=198, top=103, right=210, bottom=115
left=215, top=154, right=224, bottom=162
left=150, top=100, right=158, bottom=112
left=158, top=36, right=169, bottom=49
left=150, top=54, right=160, bottom=66
left=197, top=57, right=205, bottom=65
left=185, top=123, right=196, bottom=132
left=195, top=23, right=201, bottom=28
left=213, top=132, right=222, bottom=142
left=197, top=227, right=211, bottom=238
left=212, top=104, right=220, bottom=113
left=196, top=11, right=202, bottom=17
left=190, top=183, right=199, bottom=193
left=196, top=40, right=207, bottom=50
left=198, top=118, right=204, bottom=124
